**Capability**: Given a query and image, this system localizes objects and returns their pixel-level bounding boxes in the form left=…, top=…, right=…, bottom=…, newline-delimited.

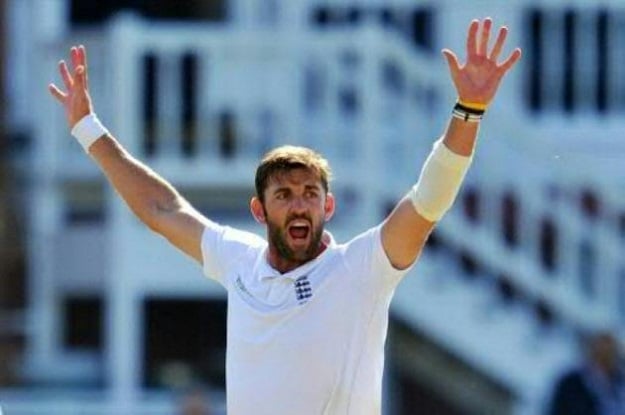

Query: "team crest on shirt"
left=294, top=276, right=313, bottom=304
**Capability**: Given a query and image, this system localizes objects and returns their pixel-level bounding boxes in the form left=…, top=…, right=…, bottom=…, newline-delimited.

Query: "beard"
left=266, top=212, right=324, bottom=264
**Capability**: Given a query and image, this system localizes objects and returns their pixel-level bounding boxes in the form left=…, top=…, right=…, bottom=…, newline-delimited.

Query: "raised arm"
left=49, top=45, right=209, bottom=264
left=381, top=18, right=522, bottom=270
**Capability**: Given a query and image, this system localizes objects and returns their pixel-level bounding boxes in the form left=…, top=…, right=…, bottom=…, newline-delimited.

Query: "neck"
left=267, top=240, right=328, bottom=274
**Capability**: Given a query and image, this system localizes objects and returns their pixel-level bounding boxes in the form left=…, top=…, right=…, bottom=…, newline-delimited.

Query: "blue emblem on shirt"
left=294, top=276, right=313, bottom=304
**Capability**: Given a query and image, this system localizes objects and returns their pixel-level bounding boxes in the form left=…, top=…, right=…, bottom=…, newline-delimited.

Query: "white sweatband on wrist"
left=408, top=139, right=472, bottom=222
left=71, top=113, right=109, bottom=152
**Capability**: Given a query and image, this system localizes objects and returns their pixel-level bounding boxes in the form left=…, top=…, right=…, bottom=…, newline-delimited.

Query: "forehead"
left=266, top=168, right=322, bottom=189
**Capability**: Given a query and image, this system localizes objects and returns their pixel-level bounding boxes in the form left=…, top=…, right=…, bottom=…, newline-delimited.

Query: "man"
left=548, top=330, right=625, bottom=415
left=49, top=18, right=521, bottom=415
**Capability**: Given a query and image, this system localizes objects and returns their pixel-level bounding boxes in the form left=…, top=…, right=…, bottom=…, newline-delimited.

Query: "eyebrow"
left=272, top=184, right=321, bottom=194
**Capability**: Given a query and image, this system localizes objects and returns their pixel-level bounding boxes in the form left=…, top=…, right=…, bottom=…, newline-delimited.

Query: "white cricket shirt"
left=201, top=221, right=409, bottom=415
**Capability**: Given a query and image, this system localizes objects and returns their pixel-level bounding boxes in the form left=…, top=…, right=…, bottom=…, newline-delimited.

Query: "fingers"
left=477, top=17, right=492, bottom=56
left=468, top=18, right=518, bottom=67
left=466, top=19, right=480, bottom=57
left=74, top=65, right=86, bottom=89
left=498, top=48, right=522, bottom=73
left=59, top=45, right=89, bottom=91
left=442, top=49, right=461, bottom=78
left=78, top=45, right=88, bottom=88
left=78, top=45, right=87, bottom=67
left=59, top=60, right=73, bottom=90
left=70, top=46, right=80, bottom=72
left=489, top=26, right=508, bottom=61
left=48, top=83, right=67, bottom=103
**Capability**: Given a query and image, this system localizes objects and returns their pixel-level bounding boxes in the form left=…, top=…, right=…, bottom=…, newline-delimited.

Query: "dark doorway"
left=143, top=298, right=227, bottom=389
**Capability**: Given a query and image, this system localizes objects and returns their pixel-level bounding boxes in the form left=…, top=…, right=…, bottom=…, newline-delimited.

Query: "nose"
left=290, top=195, right=307, bottom=212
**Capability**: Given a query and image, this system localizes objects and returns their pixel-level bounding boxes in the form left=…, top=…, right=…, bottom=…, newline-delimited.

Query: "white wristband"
left=71, top=113, right=109, bottom=152
left=408, top=139, right=472, bottom=222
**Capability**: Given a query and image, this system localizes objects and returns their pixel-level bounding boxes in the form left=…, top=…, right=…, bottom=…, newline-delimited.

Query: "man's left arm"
left=381, top=18, right=522, bottom=270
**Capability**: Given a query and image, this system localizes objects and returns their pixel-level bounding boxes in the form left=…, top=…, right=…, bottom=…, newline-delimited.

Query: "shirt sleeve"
left=344, top=225, right=411, bottom=290
left=201, top=220, right=265, bottom=287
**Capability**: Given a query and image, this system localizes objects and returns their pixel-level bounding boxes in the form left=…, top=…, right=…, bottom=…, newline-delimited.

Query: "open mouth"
left=287, top=221, right=311, bottom=241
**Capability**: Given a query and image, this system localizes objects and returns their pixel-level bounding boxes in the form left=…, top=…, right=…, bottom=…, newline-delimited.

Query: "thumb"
left=441, top=49, right=461, bottom=78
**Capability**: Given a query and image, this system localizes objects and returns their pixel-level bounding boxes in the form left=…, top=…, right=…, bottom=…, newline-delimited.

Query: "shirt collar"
left=258, top=231, right=336, bottom=281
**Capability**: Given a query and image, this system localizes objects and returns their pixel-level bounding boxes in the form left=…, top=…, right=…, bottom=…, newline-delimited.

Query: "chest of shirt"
left=226, top=260, right=375, bottom=345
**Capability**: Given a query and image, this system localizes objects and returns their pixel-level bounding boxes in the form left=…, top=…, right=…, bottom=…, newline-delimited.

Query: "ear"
left=250, top=197, right=267, bottom=224
left=324, top=192, right=336, bottom=222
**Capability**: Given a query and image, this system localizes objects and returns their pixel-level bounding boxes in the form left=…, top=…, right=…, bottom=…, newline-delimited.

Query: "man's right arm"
left=89, top=134, right=209, bottom=264
left=49, top=45, right=208, bottom=264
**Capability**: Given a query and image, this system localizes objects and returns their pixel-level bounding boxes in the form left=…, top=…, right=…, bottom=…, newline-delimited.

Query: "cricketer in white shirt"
left=49, top=17, right=520, bottom=415
left=202, top=222, right=406, bottom=414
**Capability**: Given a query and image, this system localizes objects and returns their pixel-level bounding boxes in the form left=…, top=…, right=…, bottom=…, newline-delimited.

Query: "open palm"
left=48, top=45, right=93, bottom=128
left=443, top=18, right=522, bottom=106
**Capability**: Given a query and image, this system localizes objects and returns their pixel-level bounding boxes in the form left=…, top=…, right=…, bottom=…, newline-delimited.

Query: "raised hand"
left=48, top=45, right=93, bottom=128
left=442, top=18, right=522, bottom=106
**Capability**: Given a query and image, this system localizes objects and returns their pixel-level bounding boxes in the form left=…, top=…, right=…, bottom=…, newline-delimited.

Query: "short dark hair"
left=255, top=145, right=332, bottom=202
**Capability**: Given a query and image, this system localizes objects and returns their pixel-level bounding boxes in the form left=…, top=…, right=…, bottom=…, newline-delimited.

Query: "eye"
left=305, top=190, right=319, bottom=199
left=275, top=190, right=289, bottom=200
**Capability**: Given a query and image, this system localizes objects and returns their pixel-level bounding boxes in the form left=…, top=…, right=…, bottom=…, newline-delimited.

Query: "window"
left=63, top=182, right=105, bottom=225
left=525, top=7, right=621, bottom=114
left=310, top=5, right=435, bottom=52
left=70, top=0, right=226, bottom=26
left=63, top=296, right=103, bottom=351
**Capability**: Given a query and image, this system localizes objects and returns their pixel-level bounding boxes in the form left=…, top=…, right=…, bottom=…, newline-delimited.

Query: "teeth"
left=290, top=221, right=309, bottom=227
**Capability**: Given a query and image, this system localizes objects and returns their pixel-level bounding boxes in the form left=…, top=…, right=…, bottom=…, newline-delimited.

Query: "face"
left=252, top=168, right=334, bottom=267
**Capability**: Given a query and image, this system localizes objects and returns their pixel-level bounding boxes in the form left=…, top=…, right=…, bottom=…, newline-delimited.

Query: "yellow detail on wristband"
left=458, top=99, right=488, bottom=111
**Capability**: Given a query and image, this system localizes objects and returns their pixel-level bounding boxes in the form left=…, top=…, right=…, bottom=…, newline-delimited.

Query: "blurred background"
left=1, top=0, right=625, bottom=414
